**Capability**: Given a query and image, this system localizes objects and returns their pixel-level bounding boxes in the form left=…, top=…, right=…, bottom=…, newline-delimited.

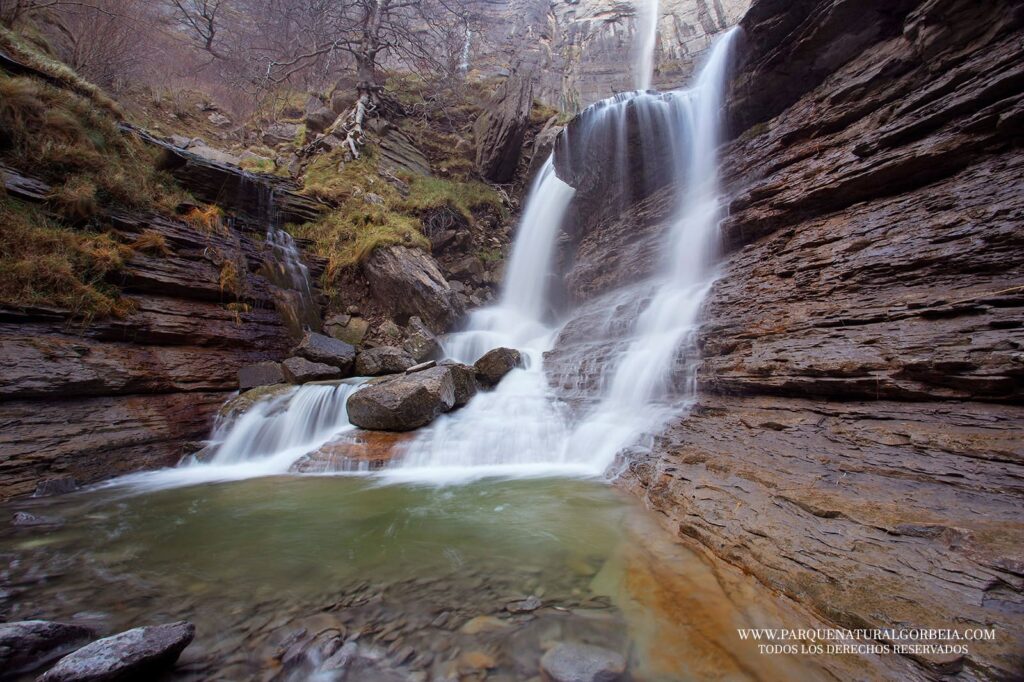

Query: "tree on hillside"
left=168, top=0, right=480, bottom=156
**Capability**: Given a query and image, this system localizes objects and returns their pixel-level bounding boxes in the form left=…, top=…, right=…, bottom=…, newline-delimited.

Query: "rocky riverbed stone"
left=346, top=366, right=456, bottom=431
left=0, top=620, right=94, bottom=675
left=33, top=476, right=78, bottom=497
left=38, top=621, right=195, bottom=682
left=282, top=356, right=343, bottom=384
left=238, top=362, right=285, bottom=391
left=540, top=642, right=625, bottom=682
left=474, top=347, right=524, bottom=386
left=293, top=332, right=356, bottom=373
left=355, top=347, right=416, bottom=376
left=402, top=316, right=441, bottom=362
left=440, top=360, right=478, bottom=407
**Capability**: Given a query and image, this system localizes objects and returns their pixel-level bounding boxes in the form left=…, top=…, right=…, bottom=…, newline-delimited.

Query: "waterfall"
left=636, top=0, right=660, bottom=90
left=458, top=25, right=472, bottom=75
left=390, top=28, right=738, bottom=482
left=254, top=181, right=321, bottom=337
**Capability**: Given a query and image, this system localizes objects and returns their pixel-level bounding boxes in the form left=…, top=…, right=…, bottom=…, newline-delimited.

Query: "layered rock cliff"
left=548, top=0, right=1024, bottom=677
left=473, top=0, right=749, bottom=110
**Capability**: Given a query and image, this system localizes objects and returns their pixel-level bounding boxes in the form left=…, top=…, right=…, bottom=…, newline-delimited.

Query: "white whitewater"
left=636, top=0, right=660, bottom=90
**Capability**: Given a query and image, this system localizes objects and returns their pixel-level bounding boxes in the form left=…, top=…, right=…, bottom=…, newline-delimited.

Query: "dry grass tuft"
left=130, top=229, right=171, bottom=256
left=183, top=204, right=225, bottom=233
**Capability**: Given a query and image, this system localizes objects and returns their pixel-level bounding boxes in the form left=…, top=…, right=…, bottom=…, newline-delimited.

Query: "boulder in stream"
left=293, top=332, right=356, bottom=373
left=0, top=620, right=94, bottom=676
left=440, top=360, right=478, bottom=407
left=282, top=356, right=343, bottom=384
left=540, top=642, right=626, bottom=682
left=355, top=346, right=416, bottom=376
left=346, top=366, right=456, bottom=431
left=402, top=316, right=441, bottom=362
left=38, top=621, right=195, bottom=682
left=474, top=347, right=524, bottom=386
left=363, top=245, right=460, bottom=334
left=33, top=476, right=78, bottom=497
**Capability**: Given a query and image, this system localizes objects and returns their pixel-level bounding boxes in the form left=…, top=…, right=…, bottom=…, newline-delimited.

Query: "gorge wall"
left=548, top=0, right=1024, bottom=677
left=0, top=164, right=313, bottom=500
left=474, top=0, right=749, bottom=111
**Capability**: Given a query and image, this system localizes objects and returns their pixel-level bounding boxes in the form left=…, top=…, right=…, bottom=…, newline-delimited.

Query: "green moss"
left=399, top=175, right=504, bottom=222
left=293, top=124, right=307, bottom=148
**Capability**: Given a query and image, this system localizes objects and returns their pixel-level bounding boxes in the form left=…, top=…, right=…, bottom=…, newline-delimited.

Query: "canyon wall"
left=474, top=0, right=749, bottom=111
left=0, top=167, right=310, bottom=500
left=549, top=0, right=1024, bottom=677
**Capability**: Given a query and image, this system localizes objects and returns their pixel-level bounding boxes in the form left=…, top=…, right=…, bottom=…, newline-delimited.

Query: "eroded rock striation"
left=548, top=0, right=1024, bottom=677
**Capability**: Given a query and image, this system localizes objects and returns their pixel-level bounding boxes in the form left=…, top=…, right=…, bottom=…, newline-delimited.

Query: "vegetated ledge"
left=0, top=165, right=303, bottom=501
left=545, top=0, right=1024, bottom=678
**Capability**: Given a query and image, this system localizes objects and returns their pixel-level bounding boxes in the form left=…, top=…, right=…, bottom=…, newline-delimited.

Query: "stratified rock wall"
left=473, top=0, right=749, bottom=111
left=547, top=0, right=1024, bottom=676
left=0, top=170, right=310, bottom=500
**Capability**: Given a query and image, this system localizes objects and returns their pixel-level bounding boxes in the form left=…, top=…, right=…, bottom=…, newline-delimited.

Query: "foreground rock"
left=39, top=621, right=195, bottom=682
left=33, top=476, right=78, bottom=497
left=474, top=347, right=524, bottom=386
left=282, top=356, right=342, bottom=384
left=354, top=347, right=416, bottom=376
left=402, top=316, right=441, bottom=362
left=293, top=332, right=356, bottom=373
left=346, top=366, right=456, bottom=431
left=440, top=360, right=478, bottom=407
left=540, top=642, right=625, bottom=682
left=0, top=621, right=93, bottom=675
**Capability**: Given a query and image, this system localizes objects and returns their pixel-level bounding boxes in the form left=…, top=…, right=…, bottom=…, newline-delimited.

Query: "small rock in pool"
left=11, top=511, right=63, bottom=527
left=0, top=620, right=94, bottom=676
left=33, top=476, right=78, bottom=497
left=506, top=595, right=542, bottom=613
left=38, top=621, right=195, bottom=682
left=540, top=642, right=626, bottom=682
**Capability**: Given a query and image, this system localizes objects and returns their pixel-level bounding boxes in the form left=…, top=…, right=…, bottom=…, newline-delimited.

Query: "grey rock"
left=402, top=316, right=441, bottom=362
left=363, top=246, right=460, bottom=334
left=439, top=360, right=478, bottom=407
left=474, top=347, right=524, bottom=386
left=239, top=362, right=285, bottom=391
left=33, top=476, right=77, bottom=497
left=355, top=347, right=416, bottom=376
left=207, top=112, right=231, bottom=128
left=12, top=511, right=63, bottom=527
left=505, top=595, right=542, bottom=613
left=282, top=356, right=343, bottom=384
left=38, top=621, right=194, bottom=682
left=294, top=332, right=356, bottom=372
left=539, top=642, right=625, bottom=682
left=0, top=620, right=94, bottom=676
left=306, top=105, right=338, bottom=134
left=263, top=122, right=300, bottom=146
left=346, top=366, right=456, bottom=431
left=187, top=142, right=241, bottom=167
left=473, top=70, right=534, bottom=182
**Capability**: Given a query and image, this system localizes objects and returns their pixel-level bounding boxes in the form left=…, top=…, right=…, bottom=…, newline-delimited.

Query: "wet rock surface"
left=0, top=620, right=94, bottom=675
left=540, top=642, right=625, bottom=682
left=355, top=347, right=416, bottom=377
left=474, top=347, right=524, bottom=386
left=282, top=357, right=343, bottom=384
left=474, top=70, right=534, bottom=182
left=239, top=362, right=285, bottom=391
left=38, top=621, right=195, bottom=682
left=547, top=0, right=1024, bottom=678
left=293, top=332, right=356, bottom=373
left=346, top=366, right=457, bottom=431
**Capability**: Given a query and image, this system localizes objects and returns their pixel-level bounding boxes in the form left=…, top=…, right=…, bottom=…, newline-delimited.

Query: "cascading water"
left=458, top=25, right=472, bottom=75
left=636, top=0, right=660, bottom=90
left=391, top=27, right=738, bottom=482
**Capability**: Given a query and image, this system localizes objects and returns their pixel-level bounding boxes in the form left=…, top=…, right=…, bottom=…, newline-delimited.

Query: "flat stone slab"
left=38, top=621, right=195, bottom=682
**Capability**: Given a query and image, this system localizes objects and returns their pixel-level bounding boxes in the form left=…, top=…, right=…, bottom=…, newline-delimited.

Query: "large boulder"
left=0, top=621, right=94, bottom=676
left=305, top=100, right=338, bottom=134
left=355, top=347, right=416, bottom=376
left=263, top=122, right=300, bottom=146
left=473, top=70, right=534, bottom=182
left=474, top=348, right=524, bottom=386
left=346, top=366, right=457, bottom=431
left=293, top=332, right=356, bottom=373
left=282, top=356, right=343, bottom=384
left=238, top=362, right=285, bottom=391
left=38, top=621, right=195, bottom=682
left=363, top=246, right=461, bottom=334
left=540, top=643, right=625, bottom=682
